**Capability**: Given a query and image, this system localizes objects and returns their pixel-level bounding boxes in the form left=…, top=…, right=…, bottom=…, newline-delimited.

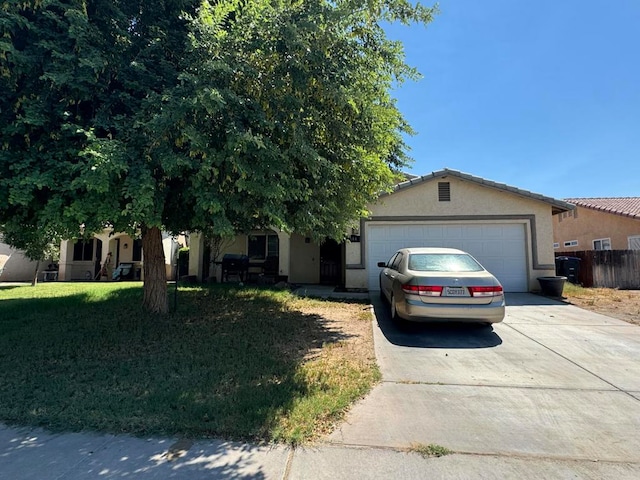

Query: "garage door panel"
left=461, top=240, right=485, bottom=255
left=367, top=223, right=527, bottom=292
left=483, top=243, right=504, bottom=256
left=369, top=245, right=395, bottom=265
left=503, top=227, right=525, bottom=239
left=443, top=226, right=464, bottom=238
left=406, top=226, right=425, bottom=238
left=387, top=227, right=408, bottom=241
left=463, top=226, right=483, bottom=237
left=481, top=225, right=505, bottom=238
left=480, top=258, right=505, bottom=276
left=424, top=226, right=445, bottom=239
left=502, top=241, right=525, bottom=256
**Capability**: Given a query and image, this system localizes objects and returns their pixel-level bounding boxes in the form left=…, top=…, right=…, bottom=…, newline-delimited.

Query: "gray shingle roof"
left=387, top=168, right=574, bottom=214
left=564, top=197, right=640, bottom=219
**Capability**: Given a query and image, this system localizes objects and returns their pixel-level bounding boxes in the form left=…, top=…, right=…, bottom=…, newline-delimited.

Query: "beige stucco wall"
left=553, top=207, right=640, bottom=251
left=345, top=176, right=558, bottom=291
left=0, top=242, right=40, bottom=282
left=59, top=230, right=180, bottom=281
left=60, top=232, right=138, bottom=281
left=190, top=230, right=292, bottom=282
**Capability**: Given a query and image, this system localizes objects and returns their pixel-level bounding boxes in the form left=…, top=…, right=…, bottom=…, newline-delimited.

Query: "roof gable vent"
left=438, top=182, right=451, bottom=202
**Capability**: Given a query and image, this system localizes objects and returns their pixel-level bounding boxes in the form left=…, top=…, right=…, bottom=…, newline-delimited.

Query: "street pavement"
left=2, top=293, right=640, bottom=479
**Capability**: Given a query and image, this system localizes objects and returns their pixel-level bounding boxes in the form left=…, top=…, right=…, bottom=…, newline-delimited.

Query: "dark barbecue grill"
left=221, top=254, right=249, bottom=282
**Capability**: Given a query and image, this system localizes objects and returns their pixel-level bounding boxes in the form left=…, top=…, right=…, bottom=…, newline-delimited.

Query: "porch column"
left=58, top=240, right=73, bottom=281
left=188, top=232, right=204, bottom=281
left=276, top=231, right=290, bottom=280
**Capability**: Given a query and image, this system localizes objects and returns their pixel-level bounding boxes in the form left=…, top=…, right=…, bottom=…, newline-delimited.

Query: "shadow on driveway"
left=371, top=297, right=503, bottom=349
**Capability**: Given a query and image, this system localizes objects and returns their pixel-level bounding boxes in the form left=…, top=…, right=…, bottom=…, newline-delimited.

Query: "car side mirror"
left=377, top=262, right=387, bottom=268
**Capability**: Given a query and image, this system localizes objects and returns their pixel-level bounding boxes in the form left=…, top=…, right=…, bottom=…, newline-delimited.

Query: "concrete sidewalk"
left=4, top=424, right=640, bottom=479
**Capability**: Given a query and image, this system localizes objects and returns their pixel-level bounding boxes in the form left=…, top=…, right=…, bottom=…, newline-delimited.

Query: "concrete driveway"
left=327, top=293, right=640, bottom=476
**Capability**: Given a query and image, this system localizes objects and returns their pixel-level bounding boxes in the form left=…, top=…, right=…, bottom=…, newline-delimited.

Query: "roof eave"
left=387, top=168, right=574, bottom=214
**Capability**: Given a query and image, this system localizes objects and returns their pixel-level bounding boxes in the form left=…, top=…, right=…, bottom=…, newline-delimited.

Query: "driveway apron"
left=328, top=293, right=640, bottom=464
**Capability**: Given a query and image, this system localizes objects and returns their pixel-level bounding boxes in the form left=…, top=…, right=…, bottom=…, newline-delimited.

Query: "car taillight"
left=402, top=284, right=443, bottom=296
left=468, top=286, right=503, bottom=297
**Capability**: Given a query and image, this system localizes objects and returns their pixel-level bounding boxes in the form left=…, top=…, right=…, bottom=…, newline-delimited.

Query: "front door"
left=320, top=239, right=342, bottom=285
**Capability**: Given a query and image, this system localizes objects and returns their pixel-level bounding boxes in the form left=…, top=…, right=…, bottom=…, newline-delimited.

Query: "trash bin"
left=555, top=256, right=581, bottom=284
left=537, top=276, right=567, bottom=297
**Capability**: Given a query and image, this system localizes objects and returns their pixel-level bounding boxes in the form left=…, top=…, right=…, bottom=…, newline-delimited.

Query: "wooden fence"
left=555, top=250, right=640, bottom=289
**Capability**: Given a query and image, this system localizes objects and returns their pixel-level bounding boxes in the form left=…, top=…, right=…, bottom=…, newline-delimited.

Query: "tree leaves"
left=0, top=0, right=436, bottom=277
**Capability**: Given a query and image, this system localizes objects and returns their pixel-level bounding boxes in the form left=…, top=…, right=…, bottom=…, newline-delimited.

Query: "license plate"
left=444, top=286, right=468, bottom=297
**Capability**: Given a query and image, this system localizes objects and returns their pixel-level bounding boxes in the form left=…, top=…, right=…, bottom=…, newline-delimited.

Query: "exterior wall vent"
left=438, top=182, right=451, bottom=202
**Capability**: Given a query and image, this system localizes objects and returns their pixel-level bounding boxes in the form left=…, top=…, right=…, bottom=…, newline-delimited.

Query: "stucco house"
left=0, top=239, right=40, bottom=282
left=57, top=230, right=183, bottom=282
left=553, top=197, right=640, bottom=252
left=189, top=168, right=574, bottom=293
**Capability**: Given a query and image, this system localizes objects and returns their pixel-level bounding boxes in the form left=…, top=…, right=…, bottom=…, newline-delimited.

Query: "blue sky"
left=385, top=0, right=640, bottom=199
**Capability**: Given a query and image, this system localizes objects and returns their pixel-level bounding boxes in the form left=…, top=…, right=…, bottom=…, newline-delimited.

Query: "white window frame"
left=593, top=238, right=611, bottom=251
left=553, top=242, right=559, bottom=249
left=563, top=240, right=578, bottom=247
left=628, top=235, right=640, bottom=250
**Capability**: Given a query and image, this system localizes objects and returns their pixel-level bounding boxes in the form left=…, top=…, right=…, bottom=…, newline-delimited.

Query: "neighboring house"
left=553, top=198, right=640, bottom=252
left=58, top=230, right=183, bottom=281
left=0, top=239, right=40, bottom=282
left=189, top=168, right=573, bottom=292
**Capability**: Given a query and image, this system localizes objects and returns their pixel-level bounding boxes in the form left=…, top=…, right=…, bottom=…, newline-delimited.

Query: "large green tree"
left=0, top=0, right=436, bottom=313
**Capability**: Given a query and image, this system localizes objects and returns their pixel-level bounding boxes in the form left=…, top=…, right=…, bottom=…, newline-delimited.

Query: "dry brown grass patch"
left=562, top=284, right=640, bottom=325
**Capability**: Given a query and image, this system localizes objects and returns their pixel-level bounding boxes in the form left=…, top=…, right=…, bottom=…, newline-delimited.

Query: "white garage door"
left=367, top=223, right=528, bottom=292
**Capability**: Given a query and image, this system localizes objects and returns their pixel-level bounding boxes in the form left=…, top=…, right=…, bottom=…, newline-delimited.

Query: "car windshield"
left=408, top=253, right=484, bottom=272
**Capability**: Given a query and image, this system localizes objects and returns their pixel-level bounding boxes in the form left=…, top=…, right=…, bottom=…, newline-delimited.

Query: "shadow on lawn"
left=0, top=284, right=351, bottom=445
left=0, top=284, right=27, bottom=291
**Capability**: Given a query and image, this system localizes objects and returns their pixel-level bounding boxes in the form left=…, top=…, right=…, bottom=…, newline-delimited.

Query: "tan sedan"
left=378, top=247, right=505, bottom=324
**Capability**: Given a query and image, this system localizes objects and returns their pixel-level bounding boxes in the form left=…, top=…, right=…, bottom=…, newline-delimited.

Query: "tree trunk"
left=31, top=260, right=40, bottom=286
left=142, top=226, right=168, bottom=314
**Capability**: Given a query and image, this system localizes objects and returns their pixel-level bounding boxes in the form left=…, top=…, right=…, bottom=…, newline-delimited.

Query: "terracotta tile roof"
left=564, top=197, right=640, bottom=219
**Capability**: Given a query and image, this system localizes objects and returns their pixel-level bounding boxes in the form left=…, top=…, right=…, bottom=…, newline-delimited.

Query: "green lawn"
left=0, top=283, right=379, bottom=444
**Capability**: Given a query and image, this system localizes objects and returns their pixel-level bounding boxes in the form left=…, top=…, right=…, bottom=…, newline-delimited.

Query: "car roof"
left=398, top=247, right=469, bottom=255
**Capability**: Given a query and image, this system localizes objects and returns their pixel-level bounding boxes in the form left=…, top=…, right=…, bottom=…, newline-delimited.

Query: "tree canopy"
left=0, top=0, right=436, bottom=312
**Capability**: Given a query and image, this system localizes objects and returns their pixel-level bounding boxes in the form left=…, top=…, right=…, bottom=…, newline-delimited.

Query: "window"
left=391, top=253, right=403, bottom=270
left=73, top=240, right=94, bottom=261
left=553, top=242, right=559, bottom=249
left=593, top=238, right=611, bottom=251
left=563, top=240, right=578, bottom=247
left=629, top=235, right=640, bottom=250
left=408, top=253, right=483, bottom=272
left=438, top=182, right=450, bottom=201
left=248, top=233, right=279, bottom=260
left=384, top=253, right=398, bottom=268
